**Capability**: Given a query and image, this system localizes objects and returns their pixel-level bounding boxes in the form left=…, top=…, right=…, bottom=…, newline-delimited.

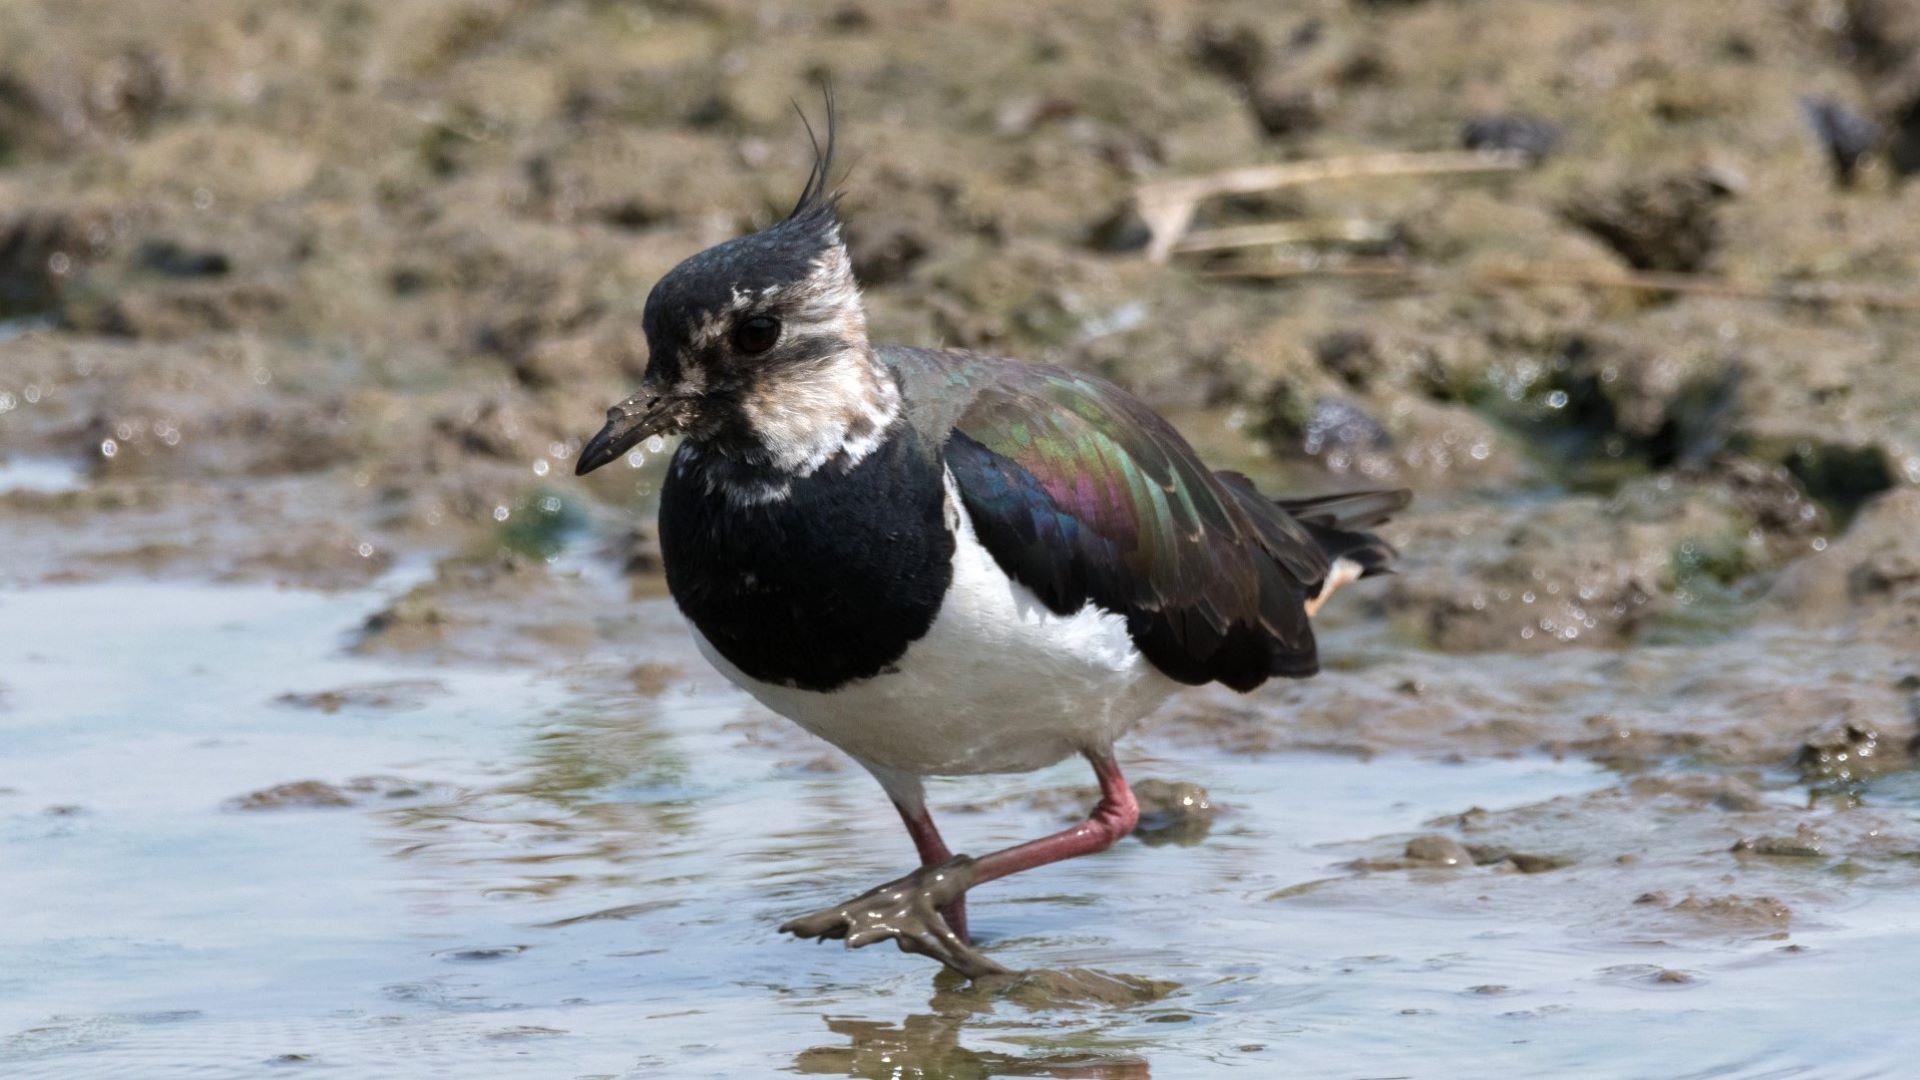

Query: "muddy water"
left=4, top=573, right=1918, bottom=1078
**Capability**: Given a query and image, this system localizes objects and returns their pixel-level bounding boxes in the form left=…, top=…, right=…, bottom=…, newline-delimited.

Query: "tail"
left=1214, top=474, right=1410, bottom=618
left=1273, top=489, right=1411, bottom=580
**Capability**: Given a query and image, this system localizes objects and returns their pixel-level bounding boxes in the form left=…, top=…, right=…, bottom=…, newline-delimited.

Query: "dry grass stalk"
left=1136, top=150, right=1529, bottom=262
left=1171, top=219, right=1394, bottom=254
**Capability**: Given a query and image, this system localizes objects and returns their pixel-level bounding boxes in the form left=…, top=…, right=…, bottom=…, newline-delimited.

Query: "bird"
left=574, top=100, right=1409, bottom=979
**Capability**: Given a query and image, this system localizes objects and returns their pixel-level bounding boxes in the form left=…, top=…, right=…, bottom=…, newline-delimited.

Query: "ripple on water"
left=3, top=579, right=1920, bottom=1077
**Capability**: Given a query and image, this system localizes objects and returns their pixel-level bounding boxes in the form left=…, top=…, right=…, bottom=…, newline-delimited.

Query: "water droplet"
left=492, top=505, right=510, bottom=522
left=625, top=450, right=646, bottom=469
left=357, top=542, right=374, bottom=558
left=532, top=459, right=550, bottom=477
left=1811, top=537, right=1828, bottom=552
left=47, top=252, right=70, bottom=276
left=23, top=384, right=41, bottom=404
left=99, top=438, right=117, bottom=458
left=1545, top=390, right=1569, bottom=409
left=645, top=435, right=666, bottom=453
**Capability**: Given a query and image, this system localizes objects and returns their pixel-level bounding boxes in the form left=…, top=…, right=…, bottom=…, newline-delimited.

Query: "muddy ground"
left=5, top=0, right=1920, bottom=1076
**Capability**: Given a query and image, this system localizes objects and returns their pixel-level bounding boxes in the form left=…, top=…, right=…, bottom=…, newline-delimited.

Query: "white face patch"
left=785, top=234, right=866, bottom=339
left=738, top=351, right=899, bottom=477
left=664, top=226, right=900, bottom=488
left=734, top=235, right=899, bottom=477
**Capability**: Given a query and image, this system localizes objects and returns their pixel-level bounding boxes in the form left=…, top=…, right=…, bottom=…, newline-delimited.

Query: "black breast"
left=658, top=426, right=955, bottom=691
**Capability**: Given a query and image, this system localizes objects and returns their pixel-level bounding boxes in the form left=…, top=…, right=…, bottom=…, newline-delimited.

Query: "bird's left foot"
left=778, top=856, right=1013, bottom=980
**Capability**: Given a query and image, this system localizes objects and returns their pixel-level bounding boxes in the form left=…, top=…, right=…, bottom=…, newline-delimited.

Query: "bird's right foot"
left=778, top=856, right=1013, bottom=980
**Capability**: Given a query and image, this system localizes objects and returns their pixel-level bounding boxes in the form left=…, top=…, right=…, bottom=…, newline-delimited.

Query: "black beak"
left=575, top=391, right=672, bottom=476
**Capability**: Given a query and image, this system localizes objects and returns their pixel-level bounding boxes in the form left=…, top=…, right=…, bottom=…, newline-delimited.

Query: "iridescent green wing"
left=936, top=356, right=1328, bottom=689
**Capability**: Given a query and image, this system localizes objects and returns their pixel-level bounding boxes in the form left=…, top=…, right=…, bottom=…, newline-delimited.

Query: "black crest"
left=639, top=87, right=851, bottom=359
left=782, top=83, right=843, bottom=239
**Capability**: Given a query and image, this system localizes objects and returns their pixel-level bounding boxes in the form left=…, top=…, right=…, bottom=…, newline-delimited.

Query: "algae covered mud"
left=7, top=0, right=1920, bottom=1075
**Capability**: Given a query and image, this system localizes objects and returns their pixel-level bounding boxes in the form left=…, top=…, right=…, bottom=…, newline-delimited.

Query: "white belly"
left=693, top=473, right=1180, bottom=778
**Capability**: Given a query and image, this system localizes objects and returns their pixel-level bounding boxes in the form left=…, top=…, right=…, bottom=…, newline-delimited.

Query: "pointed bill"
left=576, top=391, right=673, bottom=476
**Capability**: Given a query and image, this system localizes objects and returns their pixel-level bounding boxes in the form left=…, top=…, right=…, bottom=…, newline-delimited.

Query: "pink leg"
left=893, top=801, right=969, bottom=942
left=781, top=755, right=1138, bottom=978
left=971, top=752, right=1139, bottom=888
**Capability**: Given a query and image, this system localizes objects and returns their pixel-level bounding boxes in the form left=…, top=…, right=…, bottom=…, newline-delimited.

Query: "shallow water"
left=0, top=456, right=84, bottom=495
left=4, top=576, right=1920, bottom=1078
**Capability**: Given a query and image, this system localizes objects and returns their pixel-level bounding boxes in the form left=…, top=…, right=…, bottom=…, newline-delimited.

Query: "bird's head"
left=576, top=102, right=896, bottom=479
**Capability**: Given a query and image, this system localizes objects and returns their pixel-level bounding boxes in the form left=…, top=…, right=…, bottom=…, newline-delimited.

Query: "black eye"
left=731, top=315, right=781, bottom=354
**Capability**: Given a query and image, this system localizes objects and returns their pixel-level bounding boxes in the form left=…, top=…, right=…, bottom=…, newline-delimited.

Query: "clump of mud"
left=273, top=680, right=448, bottom=714
left=225, top=776, right=450, bottom=811
left=1131, top=778, right=1218, bottom=846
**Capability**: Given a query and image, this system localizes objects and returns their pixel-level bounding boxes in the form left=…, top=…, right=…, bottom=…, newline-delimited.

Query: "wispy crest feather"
left=786, top=83, right=842, bottom=227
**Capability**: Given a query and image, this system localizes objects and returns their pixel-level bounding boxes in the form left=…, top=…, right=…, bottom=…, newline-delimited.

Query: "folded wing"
left=940, top=359, right=1346, bottom=690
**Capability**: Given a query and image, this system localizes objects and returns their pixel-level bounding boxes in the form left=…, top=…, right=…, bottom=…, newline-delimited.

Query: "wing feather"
left=936, top=358, right=1328, bottom=689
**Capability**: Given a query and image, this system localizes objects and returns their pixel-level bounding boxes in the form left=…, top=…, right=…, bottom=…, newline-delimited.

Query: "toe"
left=778, top=909, right=849, bottom=940
left=778, top=858, right=1008, bottom=979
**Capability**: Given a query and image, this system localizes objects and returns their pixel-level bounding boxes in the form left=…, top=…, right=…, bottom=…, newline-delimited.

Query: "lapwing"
left=576, top=103, right=1409, bottom=978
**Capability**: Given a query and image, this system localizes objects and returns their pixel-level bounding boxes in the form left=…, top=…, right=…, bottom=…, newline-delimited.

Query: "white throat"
left=740, top=350, right=900, bottom=477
